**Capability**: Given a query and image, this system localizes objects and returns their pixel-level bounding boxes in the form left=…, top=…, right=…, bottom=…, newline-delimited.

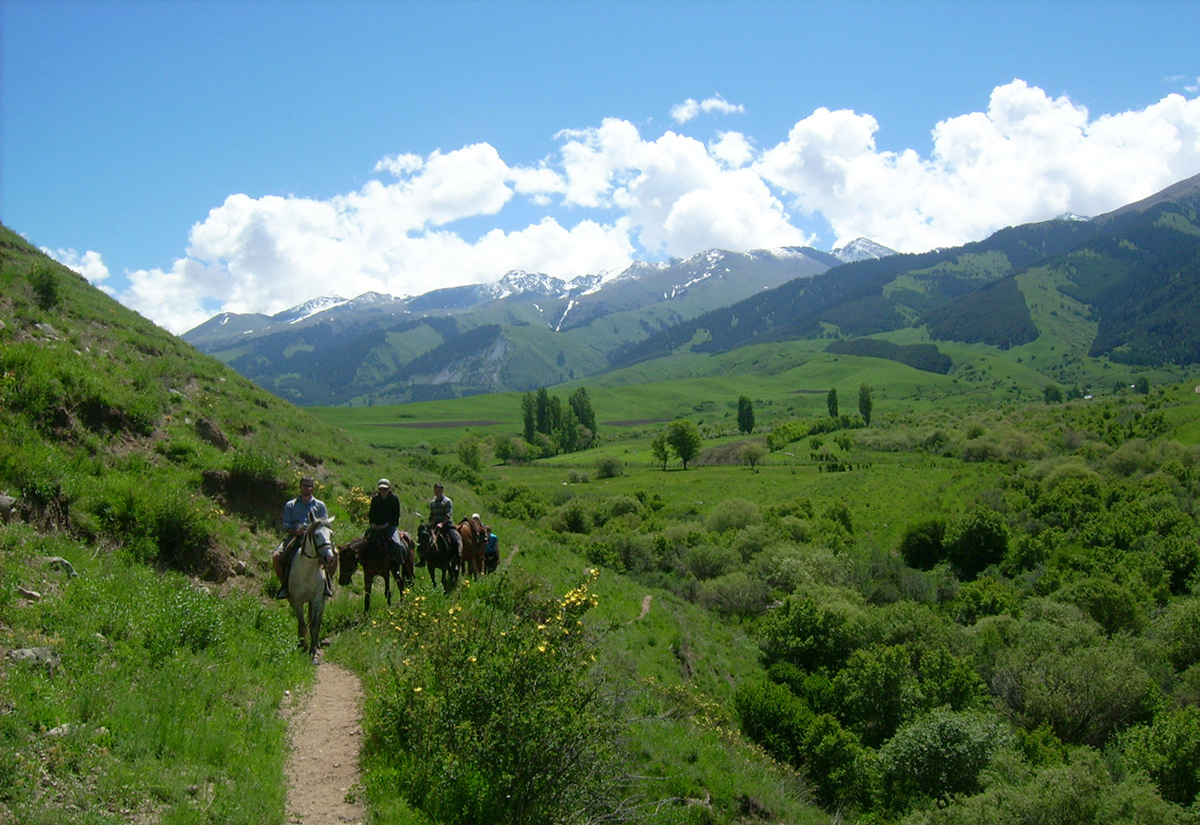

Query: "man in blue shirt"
left=272, top=477, right=333, bottom=598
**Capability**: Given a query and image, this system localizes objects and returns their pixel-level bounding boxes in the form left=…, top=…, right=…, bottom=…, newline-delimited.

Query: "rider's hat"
left=377, top=478, right=391, bottom=489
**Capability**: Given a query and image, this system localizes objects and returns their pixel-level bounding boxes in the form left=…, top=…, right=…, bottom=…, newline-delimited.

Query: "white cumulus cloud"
left=756, top=80, right=1200, bottom=250
left=670, top=94, right=746, bottom=124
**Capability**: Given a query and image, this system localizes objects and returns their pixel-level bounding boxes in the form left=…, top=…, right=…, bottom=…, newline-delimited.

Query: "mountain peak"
left=831, top=238, right=897, bottom=263
left=273, top=295, right=348, bottom=324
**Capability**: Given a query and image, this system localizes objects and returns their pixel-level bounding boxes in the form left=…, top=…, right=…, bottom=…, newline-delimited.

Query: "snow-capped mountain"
left=831, top=238, right=897, bottom=263
left=180, top=244, right=835, bottom=404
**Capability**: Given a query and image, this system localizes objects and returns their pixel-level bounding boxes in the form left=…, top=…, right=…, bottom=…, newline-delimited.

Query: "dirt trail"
left=284, top=660, right=365, bottom=824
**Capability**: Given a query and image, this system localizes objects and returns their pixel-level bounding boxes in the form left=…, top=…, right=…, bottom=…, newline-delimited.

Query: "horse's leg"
left=309, top=598, right=323, bottom=660
left=384, top=568, right=393, bottom=606
left=293, top=602, right=307, bottom=651
left=363, top=571, right=373, bottom=612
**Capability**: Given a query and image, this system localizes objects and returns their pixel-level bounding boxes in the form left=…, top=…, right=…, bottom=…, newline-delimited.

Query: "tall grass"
left=0, top=524, right=310, bottom=824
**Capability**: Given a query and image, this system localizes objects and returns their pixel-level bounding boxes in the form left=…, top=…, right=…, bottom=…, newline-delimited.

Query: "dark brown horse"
left=458, top=516, right=487, bottom=578
left=417, top=522, right=459, bottom=593
left=337, top=529, right=415, bottom=611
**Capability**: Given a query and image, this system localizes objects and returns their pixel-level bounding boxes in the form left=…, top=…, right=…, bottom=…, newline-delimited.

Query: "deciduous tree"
left=666, top=419, right=702, bottom=469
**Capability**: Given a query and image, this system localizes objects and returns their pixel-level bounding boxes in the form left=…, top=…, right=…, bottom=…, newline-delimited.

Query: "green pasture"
left=311, top=331, right=1196, bottom=459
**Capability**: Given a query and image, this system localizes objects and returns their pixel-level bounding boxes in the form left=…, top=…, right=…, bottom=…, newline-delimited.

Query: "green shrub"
left=900, top=748, right=1186, bottom=825
left=490, top=484, right=550, bottom=521
left=879, top=707, right=1014, bottom=809
left=834, top=644, right=921, bottom=747
left=733, top=679, right=812, bottom=766
left=760, top=590, right=869, bottom=673
left=915, top=647, right=987, bottom=712
left=804, top=713, right=878, bottom=812
left=1059, top=575, right=1147, bottom=636
left=706, top=497, right=761, bottom=533
left=594, top=455, right=624, bottom=479
left=992, top=641, right=1160, bottom=747
left=945, top=507, right=1008, bottom=580
left=697, top=572, right=771, bottom=620
left=1120, top=706, right=1200, bottom=806
left=950, top=576, right=1020, bottom=625
left=89, top=475, right=216, bottom=567
left=902, top=518, right=945, bottom=570
left=1154, top=597, right=1200, bottom=671
left=684, top=543, right=741, bottom=580
left=547, top=499, right=591, bottom=534
left=30, top=264, right=60, bottom=310
left=362, top=573, right=629, bottom=824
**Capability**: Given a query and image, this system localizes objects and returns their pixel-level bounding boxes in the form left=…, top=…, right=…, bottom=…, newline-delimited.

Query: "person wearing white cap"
left=368, top=478, right=404, bottom=576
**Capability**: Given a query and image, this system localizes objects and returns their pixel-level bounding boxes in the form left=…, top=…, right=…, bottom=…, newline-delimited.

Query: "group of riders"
left=271, top=477, right=497, bottom=600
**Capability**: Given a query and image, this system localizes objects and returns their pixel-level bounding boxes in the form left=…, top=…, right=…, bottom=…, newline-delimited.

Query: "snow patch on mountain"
left=274, top=296, right=348, bottom=324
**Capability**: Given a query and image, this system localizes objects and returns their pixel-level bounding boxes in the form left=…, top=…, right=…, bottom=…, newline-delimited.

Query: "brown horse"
left=417, top=522, right=458, bottom=593
left=338, top=529, right=415, bottom=611
left=458, top=516, right=487, bottom=578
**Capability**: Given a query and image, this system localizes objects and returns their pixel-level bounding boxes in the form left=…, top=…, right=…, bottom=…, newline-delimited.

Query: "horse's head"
left=417, top=522, right=432, bottom=547
left=304, top=517, right=335, bottom=566
left=337, top=539, right=360, bottom=585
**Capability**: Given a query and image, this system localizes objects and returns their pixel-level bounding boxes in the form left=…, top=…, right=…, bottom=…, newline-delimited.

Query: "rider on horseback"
left=273, top=477, right=336, bottom=599
left=368, top=478, right=407, bottom=578
left=428, top=482, right=462, bottom=568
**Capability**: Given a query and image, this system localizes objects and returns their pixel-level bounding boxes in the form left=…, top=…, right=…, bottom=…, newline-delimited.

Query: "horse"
left=417, top=522, right=459, bottom=593
left=338, top=528, right=415, bottom=611
left=458, top=516, right=487, bottom=578
left=287, top=516, right=335, bottom=660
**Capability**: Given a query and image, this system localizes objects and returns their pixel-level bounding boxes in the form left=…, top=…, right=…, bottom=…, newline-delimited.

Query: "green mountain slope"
left=615, top=174, right=1200, bottom=372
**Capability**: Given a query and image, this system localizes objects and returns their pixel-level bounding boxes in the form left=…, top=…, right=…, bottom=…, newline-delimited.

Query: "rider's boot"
left=272, top=553, right=289, bottom=599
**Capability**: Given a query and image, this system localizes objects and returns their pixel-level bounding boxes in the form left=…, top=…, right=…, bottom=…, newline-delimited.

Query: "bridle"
left=301, top=524, right=331, bottom=559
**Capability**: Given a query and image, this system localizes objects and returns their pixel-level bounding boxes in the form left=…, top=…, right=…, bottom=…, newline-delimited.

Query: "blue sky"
left=3, top=0, right=1199, bottom=333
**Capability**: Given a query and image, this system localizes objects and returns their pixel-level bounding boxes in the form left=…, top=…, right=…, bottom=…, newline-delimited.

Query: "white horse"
left=288, top=516, right=336, bottom=660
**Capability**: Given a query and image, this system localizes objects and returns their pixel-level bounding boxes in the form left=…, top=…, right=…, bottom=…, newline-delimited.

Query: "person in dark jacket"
left=367, top=478, right=406, bottom=576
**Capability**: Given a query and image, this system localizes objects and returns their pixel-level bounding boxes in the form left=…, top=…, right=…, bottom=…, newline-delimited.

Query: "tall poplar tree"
left=737, top=395, right=755, bottom=434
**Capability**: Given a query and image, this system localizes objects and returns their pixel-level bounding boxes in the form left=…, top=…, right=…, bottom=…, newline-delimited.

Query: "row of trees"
left=827, top=384, right=873, bottom=426
left=519, top=386, right=597, bottom=455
